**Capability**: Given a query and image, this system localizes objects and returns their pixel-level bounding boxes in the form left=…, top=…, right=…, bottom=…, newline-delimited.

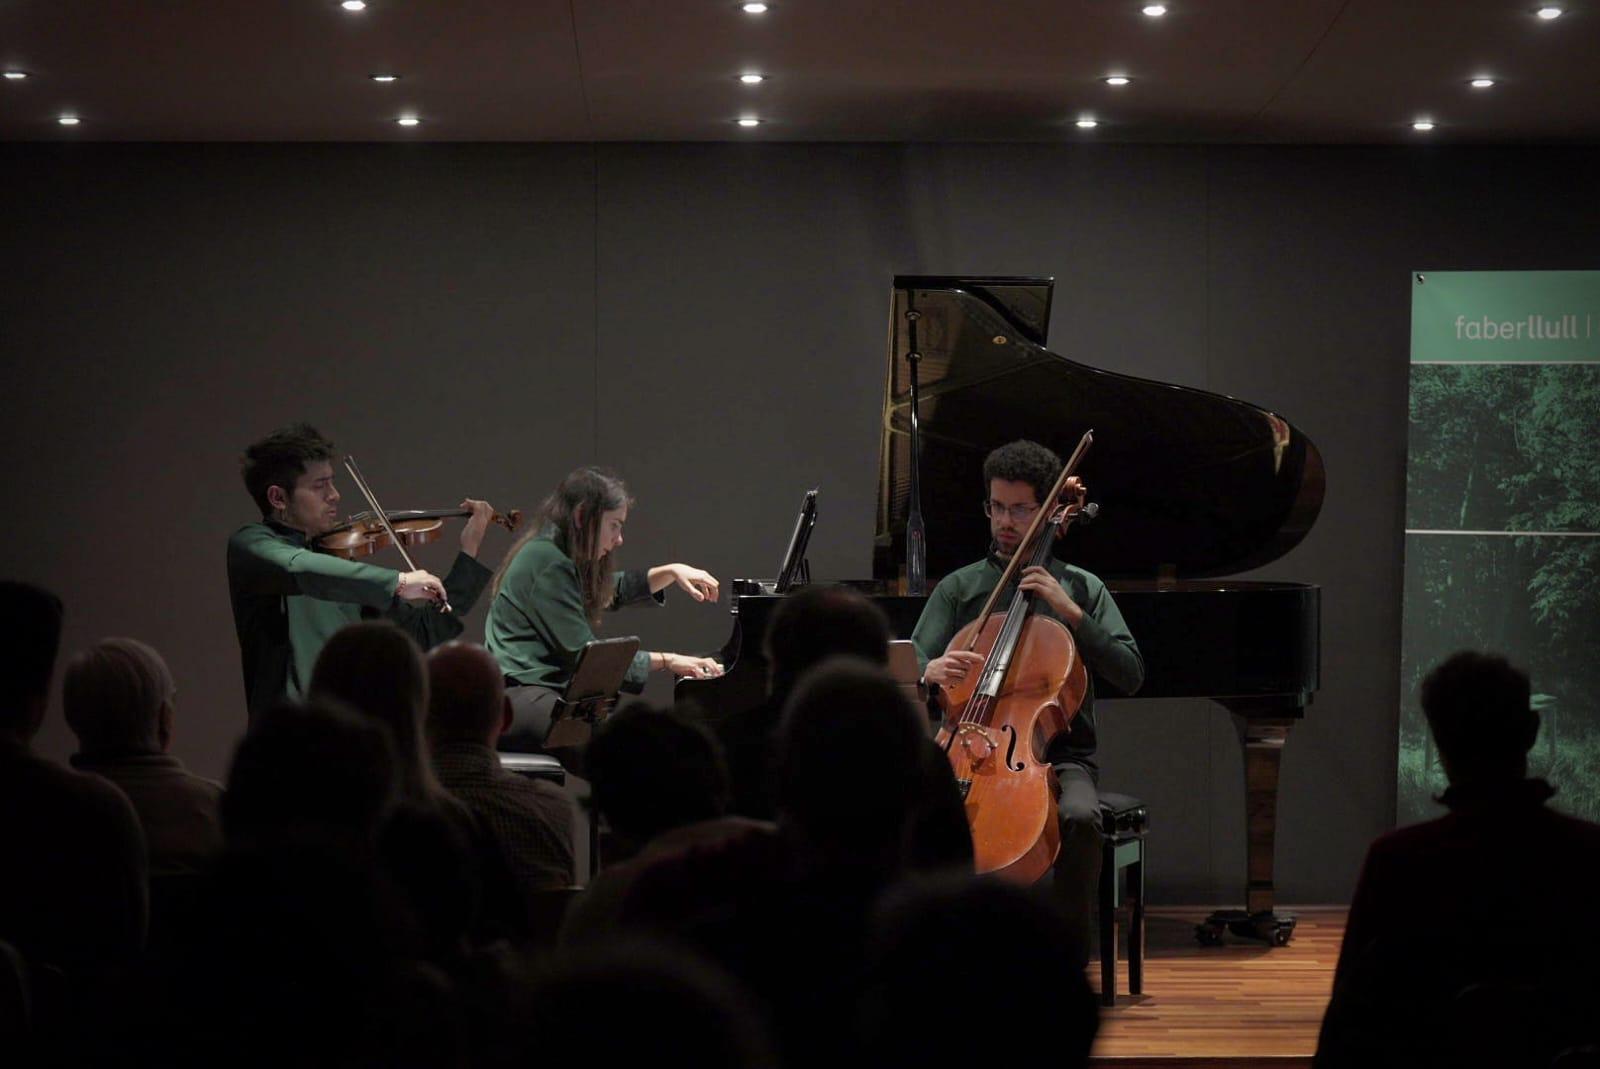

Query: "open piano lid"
left=875, top=276, right=1325, bottom=582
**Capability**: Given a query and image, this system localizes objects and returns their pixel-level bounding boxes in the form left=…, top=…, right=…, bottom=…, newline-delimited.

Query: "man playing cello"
left=911, top=439, right=1144, bottom=950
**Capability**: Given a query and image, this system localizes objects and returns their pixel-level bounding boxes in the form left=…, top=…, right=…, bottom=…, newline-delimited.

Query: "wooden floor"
left=1089, top=906, right=1344, bottom=1068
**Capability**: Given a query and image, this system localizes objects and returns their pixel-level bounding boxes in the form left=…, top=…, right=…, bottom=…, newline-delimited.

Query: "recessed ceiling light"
left=3, top=71, right=28, bottom=81
left=1536, top=5, right=1563, bottom=18
left=396, top=115, right=420, bottom=127
left=742, top=2, right=769, bottom=12
left=1469, top=77, right=1496, bottom=88
left=341, top=0, right=367, bottom=11
left=737, top=117, right=762, bottom=127
left=57, top=115, right=79, bottom=126
left=1142, top=4, right=1168, bottom=16
left=1103, top=75, right=1132, bottom=86
left=740, top=73, right=766, bottom=84
left=1412, top=120, right=1436, bottom=131
left=1076, top=117, right=1100, bottom=129
left=370, top=74, right=400, bottom=83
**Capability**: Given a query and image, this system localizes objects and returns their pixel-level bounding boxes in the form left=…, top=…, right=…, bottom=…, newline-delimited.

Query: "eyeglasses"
left=982, top=500, right=1040, bottom=522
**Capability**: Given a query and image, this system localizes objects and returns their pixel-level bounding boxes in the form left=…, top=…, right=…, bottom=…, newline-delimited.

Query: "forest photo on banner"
left=1401, top=271, right=1600, bottom=823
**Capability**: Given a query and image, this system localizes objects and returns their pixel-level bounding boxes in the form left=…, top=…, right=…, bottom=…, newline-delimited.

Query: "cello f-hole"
left=1002, top=724, right=1024, bottom=772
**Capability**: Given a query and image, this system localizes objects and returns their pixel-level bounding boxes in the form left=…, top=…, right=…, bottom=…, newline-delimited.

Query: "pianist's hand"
left=660, top=653, right=724, bottom=679
left=672, top=564, right=720, bottom=603
left=648, top=563, right=721, bottom=603
left=924, top=650, right=986, bottom=688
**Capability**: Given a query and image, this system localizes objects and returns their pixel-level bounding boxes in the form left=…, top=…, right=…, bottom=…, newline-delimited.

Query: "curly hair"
left=981, top=440, right=1061, bottom=503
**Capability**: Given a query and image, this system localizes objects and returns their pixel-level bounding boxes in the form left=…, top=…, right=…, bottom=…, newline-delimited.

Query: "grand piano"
left=680, top=276, right=1323, bottom=944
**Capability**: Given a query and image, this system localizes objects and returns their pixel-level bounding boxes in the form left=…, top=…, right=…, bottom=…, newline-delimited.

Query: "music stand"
left=544, top=637, right=641, bottom=752
left=774, top=488, right=819, bottom=594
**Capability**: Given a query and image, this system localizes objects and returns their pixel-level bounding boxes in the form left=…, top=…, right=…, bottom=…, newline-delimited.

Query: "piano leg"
left=1196, top=705, right=1302, bottom=947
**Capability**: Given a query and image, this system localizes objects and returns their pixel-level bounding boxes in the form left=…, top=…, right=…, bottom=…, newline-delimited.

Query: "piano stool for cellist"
left=1097, top=791, right=1149, bottom=1007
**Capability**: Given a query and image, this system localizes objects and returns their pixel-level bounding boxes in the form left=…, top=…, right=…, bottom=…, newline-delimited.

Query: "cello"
left=935, top=431, right=1096, bottom=883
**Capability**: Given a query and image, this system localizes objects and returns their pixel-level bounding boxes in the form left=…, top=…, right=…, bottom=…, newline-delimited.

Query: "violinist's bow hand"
left=397, top=570, right=447, bottom=605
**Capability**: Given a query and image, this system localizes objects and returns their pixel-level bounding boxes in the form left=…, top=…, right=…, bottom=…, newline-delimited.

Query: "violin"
left=317, top=507, right=523, bottom=560
left=935, top=430, right=1096, bottom=884
left=314, top=455, right=518, bottom=615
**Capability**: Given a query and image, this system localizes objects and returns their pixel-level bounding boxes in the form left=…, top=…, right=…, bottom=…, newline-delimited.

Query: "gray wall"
left=4, top=141, right=1597, bottom=903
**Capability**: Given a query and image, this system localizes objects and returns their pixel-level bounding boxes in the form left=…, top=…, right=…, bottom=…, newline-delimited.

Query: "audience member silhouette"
left=426, top=640, right=576, bottom=939
left=1316, top=650, right=1600, bottom=1068
left=161, top=699, right=455, bottom=1069
left=715, top=583, right=971, bottom=871
left=63, top=638, right=223, bottom=878
left=860, top=874, right=1098, bottom=1068
left=560, top=702, right=774, bottom=946
left=716, top=583, right=901, bottom=819
left=0, top=582, right=147, bottom=984
left=220, top=698, right=400, bottom=851
left=709, top=657, right=940, bottom=1066
left=310, top=621, right=483, bottom=960
left=586, top=701, right=733, bottom=862
left=516, top=938, right=776, bottom=1069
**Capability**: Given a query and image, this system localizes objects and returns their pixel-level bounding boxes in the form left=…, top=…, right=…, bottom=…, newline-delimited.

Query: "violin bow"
left=342, top=455, right=453, bottom=614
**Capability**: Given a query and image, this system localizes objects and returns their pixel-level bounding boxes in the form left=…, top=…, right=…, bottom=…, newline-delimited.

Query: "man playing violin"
left=227, top=423, right=497, bottom=719
left=911, top=439, right=1144, bottom=954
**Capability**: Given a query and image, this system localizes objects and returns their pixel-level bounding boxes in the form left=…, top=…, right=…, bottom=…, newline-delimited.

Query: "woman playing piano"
left=486, top=466, right=723, bottom=751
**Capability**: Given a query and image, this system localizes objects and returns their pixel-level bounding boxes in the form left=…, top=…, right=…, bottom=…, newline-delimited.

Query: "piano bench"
left=1097, top=791, right=1149, bottom=1007
left=497, top=751, right=567, bottom=786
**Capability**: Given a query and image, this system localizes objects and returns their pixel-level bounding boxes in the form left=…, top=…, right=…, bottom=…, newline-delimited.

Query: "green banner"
left=1411, top=270, right=1600, bottom=363
left=1400, top=271, right=1600, bottom=825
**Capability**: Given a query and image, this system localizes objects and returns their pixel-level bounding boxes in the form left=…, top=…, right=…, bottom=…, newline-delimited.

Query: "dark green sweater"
left=910, top=548, right=1144, bottom=769
left=485, top=529, right=662, bottom=693
left=227, top=520, right=491, bottom=718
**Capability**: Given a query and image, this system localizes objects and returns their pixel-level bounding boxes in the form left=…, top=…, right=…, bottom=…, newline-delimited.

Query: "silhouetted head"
left=519, top=938, right=775, bottom=1069
left=585, top=704, right=730, bottom=856
left=764, top=583, right=891, bottom=700
left=223, top=699, right=399, bottom=850
left=310, top=621, right=438, bottom=801
left=0, top=581, right=64, bottom=744
left=1421, top=650, right=1536, bottom=789
left=862, top=874, right=1098, bottom=1067
left=776, top=657, right=925, bottom=871
left=63, top=637, right=176, bottom=757
left=426, top=641, right=508, bottom=747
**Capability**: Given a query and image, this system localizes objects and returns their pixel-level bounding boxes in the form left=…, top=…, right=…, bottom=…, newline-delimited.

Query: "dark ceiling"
left=2, top=0, right=1598, bottom=142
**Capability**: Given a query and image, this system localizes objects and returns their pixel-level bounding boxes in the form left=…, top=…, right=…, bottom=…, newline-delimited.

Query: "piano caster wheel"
left=1198, top=909, right=1296, bottom=946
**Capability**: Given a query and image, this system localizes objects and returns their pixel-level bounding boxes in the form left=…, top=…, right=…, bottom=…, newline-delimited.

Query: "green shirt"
left=910, top=548, right=1144, bottom=768
left=227, top=520, right=492, bottom=718
left=485, top=529, right=663, bottom=693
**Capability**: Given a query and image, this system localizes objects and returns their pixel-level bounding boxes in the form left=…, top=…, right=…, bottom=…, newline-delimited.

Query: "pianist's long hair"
left=493, top=466, right=633, bottom=625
